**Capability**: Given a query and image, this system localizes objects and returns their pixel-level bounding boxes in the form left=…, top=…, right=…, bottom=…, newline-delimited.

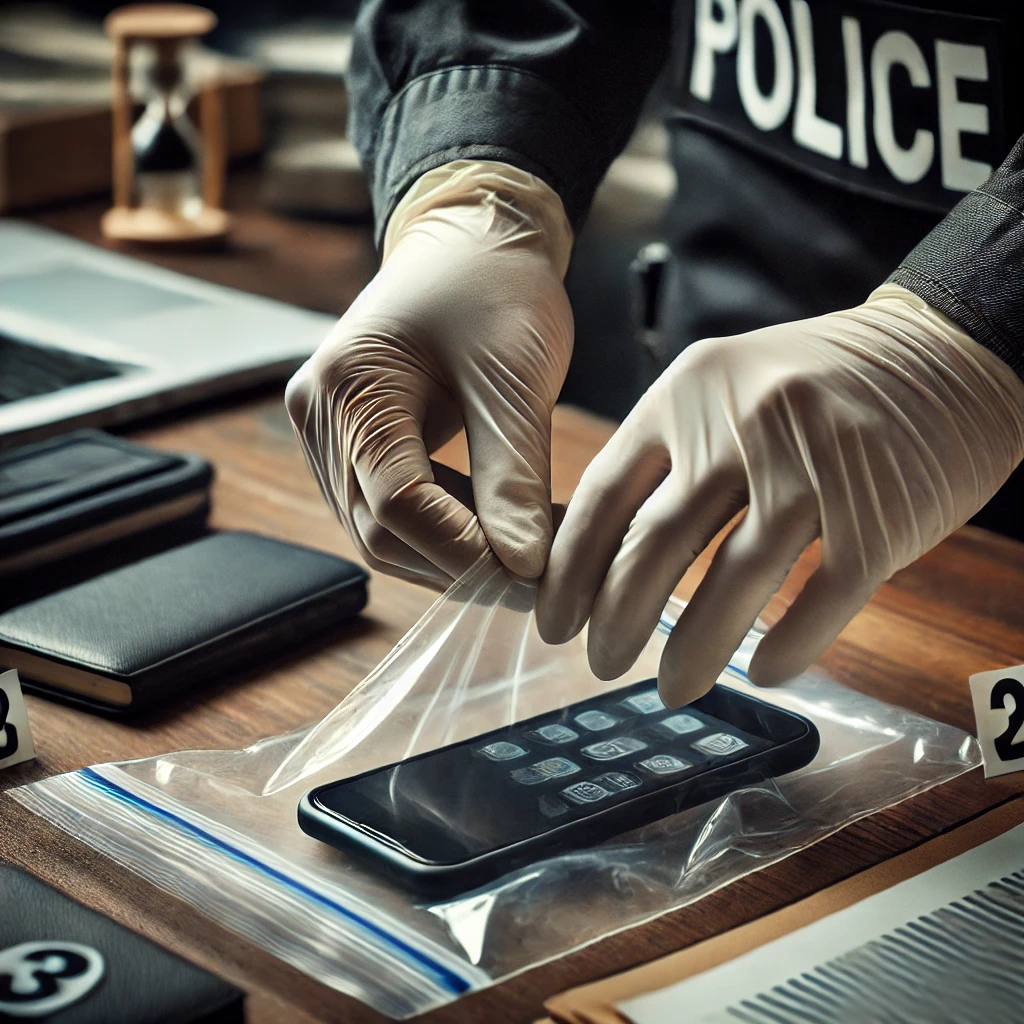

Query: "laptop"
left=0, top=220, right=335, bottom=450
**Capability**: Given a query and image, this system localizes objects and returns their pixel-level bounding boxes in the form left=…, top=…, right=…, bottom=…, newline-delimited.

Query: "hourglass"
left=101, top=4, right=229, bottom=244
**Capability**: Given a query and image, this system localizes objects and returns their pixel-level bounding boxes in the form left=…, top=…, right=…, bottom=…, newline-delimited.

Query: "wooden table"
left=3, top=180, right=1024, bottom=1023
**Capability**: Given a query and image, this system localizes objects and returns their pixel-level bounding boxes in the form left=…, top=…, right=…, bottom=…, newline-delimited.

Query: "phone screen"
left=312, top=680, right=774, bottom=865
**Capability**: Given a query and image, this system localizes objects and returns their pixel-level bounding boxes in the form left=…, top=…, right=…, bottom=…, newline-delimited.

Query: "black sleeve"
left=348, top=1, right=673, bottom=244
left=889, top=134, right=1024, bottom=381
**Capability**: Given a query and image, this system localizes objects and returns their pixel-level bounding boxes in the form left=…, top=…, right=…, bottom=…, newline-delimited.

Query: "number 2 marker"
left=970, top=664, right=1024, bottom=779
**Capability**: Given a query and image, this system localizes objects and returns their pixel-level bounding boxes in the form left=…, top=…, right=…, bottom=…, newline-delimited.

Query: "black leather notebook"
left=0, top=864, right=244, bottom=1022
left=0, top=431, right=212, bottom=578
left=0, top=531, right=368, bottom=713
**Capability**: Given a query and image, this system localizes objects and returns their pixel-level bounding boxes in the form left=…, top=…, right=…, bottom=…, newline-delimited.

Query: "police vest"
left=674, top=0, right=1021, bottom=212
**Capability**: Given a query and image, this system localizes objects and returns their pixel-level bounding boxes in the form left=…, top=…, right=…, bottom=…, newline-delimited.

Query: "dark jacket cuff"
left=362, top=65, right=610, bottom=246
left=888, top=142, right=1024, bottom=381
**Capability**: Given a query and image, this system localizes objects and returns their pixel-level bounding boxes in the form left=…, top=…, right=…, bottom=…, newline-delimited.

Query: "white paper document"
left=621, top=821, right=1024, bottom=1024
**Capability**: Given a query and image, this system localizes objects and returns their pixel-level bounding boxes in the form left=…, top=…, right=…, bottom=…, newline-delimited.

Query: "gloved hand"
left=286, top=161, right=574, bottom=586
left=536, top=285, right=1024, bottom=706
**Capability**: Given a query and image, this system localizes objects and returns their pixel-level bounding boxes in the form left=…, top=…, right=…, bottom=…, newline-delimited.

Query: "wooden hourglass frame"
left=101, top=3, right=229, bottom=244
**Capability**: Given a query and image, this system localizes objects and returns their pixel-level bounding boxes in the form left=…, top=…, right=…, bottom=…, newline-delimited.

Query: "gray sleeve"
left=348, top=0, right=673, bottom=244
left=889, top=134, right=1024, bottom=381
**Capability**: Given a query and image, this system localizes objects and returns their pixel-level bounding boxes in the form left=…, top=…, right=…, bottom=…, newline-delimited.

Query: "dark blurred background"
left=1, top=0, right=674, bottom=422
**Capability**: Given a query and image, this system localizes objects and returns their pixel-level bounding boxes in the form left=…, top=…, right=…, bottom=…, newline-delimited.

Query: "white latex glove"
left=536, top=285, right=1024, bottom=706
left=286, top=161, right=574, bottom=586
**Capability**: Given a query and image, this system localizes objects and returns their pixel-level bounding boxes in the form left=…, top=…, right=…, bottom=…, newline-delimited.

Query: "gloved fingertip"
left=588, top=647, right=626, bottom=683
left=744, top=661, right=773, bottom=687
left=534, top=581, right=585, bottom=646
left=656, top=673, right=696, bottom=710
left=534, top=606, right=567, bottom=646
left=283, top=362, right=313, bottom=422
left=657, top=655, right=717, bottom=709
left=746, top=651, right=801, bottom=688
left=486, top=523, right=552, bottom=580
left=504, top=548, right=549, bottom=580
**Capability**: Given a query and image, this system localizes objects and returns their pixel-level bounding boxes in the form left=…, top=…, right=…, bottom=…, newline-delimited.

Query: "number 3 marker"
left=0, top=670, right=34, bottom=771
left=970, top=665, right=1024, bottom=779
left=0, top=942, right=104, bottom=1017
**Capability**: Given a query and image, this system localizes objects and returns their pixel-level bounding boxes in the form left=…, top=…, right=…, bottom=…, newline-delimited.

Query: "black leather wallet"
left=0, top=430, right=212, bottom=578
left=0, top=531, right=368, bottom=714
left=0, top=864, right=244, bottom=1022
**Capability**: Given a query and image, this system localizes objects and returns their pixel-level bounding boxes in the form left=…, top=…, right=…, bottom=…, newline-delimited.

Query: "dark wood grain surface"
left=2, top=179, right=1023, bottom=1023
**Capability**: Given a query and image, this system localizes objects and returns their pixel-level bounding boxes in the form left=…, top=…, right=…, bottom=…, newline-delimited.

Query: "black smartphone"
left=298, top=679, right=820, bottom=895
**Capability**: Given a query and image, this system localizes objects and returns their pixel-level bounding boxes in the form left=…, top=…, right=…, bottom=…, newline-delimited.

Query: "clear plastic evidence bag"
left=12, top=556, right=978, bottom=1018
